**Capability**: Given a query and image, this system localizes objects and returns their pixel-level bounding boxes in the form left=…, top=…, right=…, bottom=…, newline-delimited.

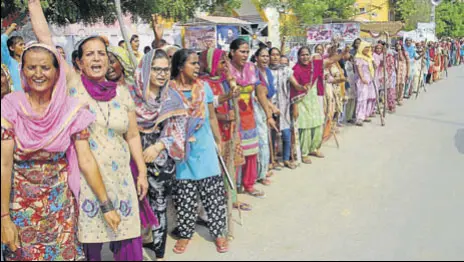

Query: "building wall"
left=354, top=0, right=391, bottom=22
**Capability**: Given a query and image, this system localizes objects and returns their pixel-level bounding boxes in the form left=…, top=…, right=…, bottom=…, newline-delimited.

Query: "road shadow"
left=455, top=129, right=464, bottom=155
left=395, top=113, right=464, bottom=127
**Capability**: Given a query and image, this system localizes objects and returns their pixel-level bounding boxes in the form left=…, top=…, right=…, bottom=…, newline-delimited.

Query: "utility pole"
left=430, top=0, right=441, bottom=38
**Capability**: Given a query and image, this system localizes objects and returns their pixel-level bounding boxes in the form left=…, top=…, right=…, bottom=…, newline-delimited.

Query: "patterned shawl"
left=155, top=79, right=207, bottom=162
left=1, top=43, right=95, bottom=199
left=132, top=49, right=187, bottom=132
left=229, top=61, right=260, bottom=87
left=201, top=48, right=227, bottom=83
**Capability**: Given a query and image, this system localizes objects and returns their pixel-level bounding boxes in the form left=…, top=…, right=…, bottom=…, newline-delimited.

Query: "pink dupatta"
left=1, top=43, right=95, bottom=200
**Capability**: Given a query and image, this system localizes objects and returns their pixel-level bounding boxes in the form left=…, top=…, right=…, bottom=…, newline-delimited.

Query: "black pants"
left=147, top=176, right=172, bottom=259
left=140, top=131, right=176, bottom=259
left=426, top=73, right=432, bottom=84
left=172, top=176, right=227, bottom=239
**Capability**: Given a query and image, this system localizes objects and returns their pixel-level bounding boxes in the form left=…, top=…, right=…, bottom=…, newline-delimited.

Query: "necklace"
left=95, top=102, right=110, bottom=127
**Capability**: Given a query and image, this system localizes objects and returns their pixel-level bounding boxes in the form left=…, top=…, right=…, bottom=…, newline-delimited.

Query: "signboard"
left=306, top=23, right=360, bottom=44
left=217, top=25, right=240, bottom=51
left=416, top=22, right=437, bottom=41
left=184, top=26, right=216, bottom=51
left=238, top=35, right=252, bottom=46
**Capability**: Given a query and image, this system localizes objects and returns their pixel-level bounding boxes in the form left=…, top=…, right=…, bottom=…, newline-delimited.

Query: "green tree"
left=1, top=0, right=241, bottom=25
left=435, top=0, right=464, bottom=37
left=395, top=0, right=464, bottom=37
left=395, top=0, right=432, bottom=31
left=260, top=0, right=356, bottom=36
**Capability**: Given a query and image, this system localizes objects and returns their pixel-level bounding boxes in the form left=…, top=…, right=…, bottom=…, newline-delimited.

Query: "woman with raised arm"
left=290, top=47, right=324, bottom=165
left=1, top=23, right=24, bottom=92
left=228, top=39, right=276, bottom=197
left=1, top=43, right=120, bottom=261
left=28, top=0, right=148, bottom=260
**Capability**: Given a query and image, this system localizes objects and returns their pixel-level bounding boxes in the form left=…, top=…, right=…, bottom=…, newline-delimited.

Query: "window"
left=360, top=7, right=366, bottom=13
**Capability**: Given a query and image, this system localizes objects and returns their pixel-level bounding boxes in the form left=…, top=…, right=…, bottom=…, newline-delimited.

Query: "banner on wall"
left=184, top=26, right=216, bottom=51
left=238, top=35, right=252, bottom=46
left=217, top=25, right=240, bottom=51
left=306, top=23, right=360, bottom=44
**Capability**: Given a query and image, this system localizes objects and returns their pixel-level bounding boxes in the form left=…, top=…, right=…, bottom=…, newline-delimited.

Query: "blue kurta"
left=1, top=34, right=22, bottom=92
left=176, top=82, right=221, bottom=181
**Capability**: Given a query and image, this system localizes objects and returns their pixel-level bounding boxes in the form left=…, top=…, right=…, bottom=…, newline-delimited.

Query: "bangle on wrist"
left=100, top=200, right=115, bottom=214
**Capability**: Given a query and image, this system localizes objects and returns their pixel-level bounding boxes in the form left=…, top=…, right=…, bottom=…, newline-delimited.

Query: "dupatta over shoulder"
left=1, top=43, right=95, bottom=199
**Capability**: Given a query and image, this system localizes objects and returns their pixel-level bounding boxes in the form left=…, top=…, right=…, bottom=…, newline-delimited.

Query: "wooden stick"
left=382, top=32, right=389, bottom=117
left=231, top=96, right=243, bottom=226
left=114, top=0, right=138, bottom=69
left=372, top=73, right=385, bottom=126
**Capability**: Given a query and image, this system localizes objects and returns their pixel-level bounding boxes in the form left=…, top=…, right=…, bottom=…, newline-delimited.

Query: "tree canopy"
left=1, top=0, right=242, bottom=26
left=260, top=0, right=357, bottom=36
left=394, top=0, right=464, bottom=37
left=394, top=0, right=432, bottom=31
left=435, top=0, right=464, bottom=37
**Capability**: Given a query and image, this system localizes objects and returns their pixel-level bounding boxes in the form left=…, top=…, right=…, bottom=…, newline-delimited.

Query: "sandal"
left=215, top=237, right=229, bottom=253
left=173, top=239, right=190, bottom=254
left=270, top=162, right=281, bottom=171
left=246, top=189, right=266, bottom=198
left=284, top=161, right=297, bottom=169
left=258, top=178, right=272, bottom=186
left=302, top=156, right=312, bottom=164
left=309, top=151, right=325, bottom=158
left=232, top=202, right=252, bottom=211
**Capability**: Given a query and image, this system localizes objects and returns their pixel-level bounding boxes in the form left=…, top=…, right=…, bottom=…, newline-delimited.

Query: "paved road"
left=104, top=66, right=464, bottom=261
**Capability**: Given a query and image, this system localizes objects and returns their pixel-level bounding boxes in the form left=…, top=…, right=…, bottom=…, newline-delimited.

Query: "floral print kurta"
left=68, top=75, right=141, bottom=243
left=1, top=124, right=86, bottom=261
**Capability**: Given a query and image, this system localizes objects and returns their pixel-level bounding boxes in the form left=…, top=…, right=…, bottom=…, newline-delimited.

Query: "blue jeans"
left=271, top=128, right=292, bottom=162
left=281, top=129, right=291, bottom=161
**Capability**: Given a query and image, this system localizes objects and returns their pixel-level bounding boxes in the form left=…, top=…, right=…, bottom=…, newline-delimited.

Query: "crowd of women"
left=1, top=1, right=464, bottom=261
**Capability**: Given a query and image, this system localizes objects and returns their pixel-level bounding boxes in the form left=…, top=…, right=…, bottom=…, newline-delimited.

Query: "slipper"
left=270, top=163, right=281, bottom=171
left=309, top=151, right=325, bottom=158
left=215, top=238, right=229, bottom=253
left=233, top=202, right=252, bottom=211
left=258, top=178, right=272, bottom=186
left=246, top=189, right=266, bottom=198
left=173, top=239, right=190, bottom=254
left=302, top=157, right=312, bottom=164
left=284, top=161, right=297, bottom=170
